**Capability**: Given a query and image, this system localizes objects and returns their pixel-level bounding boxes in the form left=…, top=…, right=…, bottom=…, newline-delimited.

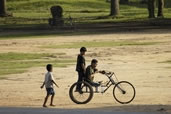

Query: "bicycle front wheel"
left=69, top=81, right=93, bottom=104
left=113, top=81, right=136, bottom=104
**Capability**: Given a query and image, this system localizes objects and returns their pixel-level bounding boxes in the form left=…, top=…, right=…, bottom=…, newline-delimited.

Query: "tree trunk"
left=110, top=0, right=119, bottom=16
left=0, top=0, right=7, bottom=17
left=148, top=0, right=155, bottom=18
left=157, top=0, right=164, bottom=17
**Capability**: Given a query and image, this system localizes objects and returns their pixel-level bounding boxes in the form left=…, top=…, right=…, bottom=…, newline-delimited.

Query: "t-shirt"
left=76, top=54, right=85, bottom=72
left=44, top=72, right=54, bottom=88
left=85, top=65, right=95, bottom=81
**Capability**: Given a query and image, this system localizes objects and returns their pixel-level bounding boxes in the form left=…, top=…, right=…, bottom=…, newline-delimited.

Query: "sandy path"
left=0, top=33, right=171, bottom=113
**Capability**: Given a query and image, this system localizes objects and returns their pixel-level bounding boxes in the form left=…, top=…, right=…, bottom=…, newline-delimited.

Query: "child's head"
left=91, top=59, right=98, bottom=69
left=80, top=47, right=87, bottom=55
left=46, top=64, right=53, bottom=72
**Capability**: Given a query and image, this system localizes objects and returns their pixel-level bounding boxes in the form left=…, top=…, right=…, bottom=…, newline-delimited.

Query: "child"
left=76, top=47, right=87, bottom=92
left=85, top=59, right=100, bottom=87
left=41, top=64, right=59, bottom=108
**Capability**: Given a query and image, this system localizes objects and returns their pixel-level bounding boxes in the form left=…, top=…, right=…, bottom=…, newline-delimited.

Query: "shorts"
left=46, top=88, right=55, bottom=95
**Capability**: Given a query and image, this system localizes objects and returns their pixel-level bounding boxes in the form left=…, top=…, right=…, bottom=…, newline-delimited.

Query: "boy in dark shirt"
left=76, top=47, right=87, bottom=91
left=85, top=59, right=100, bottom=87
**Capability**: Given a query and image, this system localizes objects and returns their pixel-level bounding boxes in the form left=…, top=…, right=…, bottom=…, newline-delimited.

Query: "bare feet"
left=50, top=104, right=56, bottom=107
left=43, top=105, right=48, bottom=108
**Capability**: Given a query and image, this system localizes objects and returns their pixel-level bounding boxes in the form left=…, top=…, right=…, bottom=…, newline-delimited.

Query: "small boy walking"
left=41, top=64, right=59, bottom=108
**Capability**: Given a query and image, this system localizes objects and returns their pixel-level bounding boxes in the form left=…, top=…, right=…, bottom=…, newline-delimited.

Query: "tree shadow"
left=91, top=104, right=171, bottom=113
left=0, top=18, right=171, bottom=39
left=121, top=1, right=147, bottom=9
left=121, top=0, right=171, bottom=9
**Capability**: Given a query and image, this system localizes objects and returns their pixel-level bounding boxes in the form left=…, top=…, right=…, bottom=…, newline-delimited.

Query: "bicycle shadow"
left=92, top=104, right=171, bottom=113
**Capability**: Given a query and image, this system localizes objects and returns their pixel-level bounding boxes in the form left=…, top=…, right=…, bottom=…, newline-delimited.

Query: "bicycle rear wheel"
left=69, top=81, right=93, bottom=104
left=113, top=81, right=136, bottom=104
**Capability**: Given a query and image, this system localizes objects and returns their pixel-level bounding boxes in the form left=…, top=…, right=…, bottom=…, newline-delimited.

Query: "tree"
left=148, top=0, right=164, bottom=18
left=157, top=0, right=164, bottom=17
left=0, top=0, right=7, bottom=17
left=148, top=0, right=155, bottom=18
left=110, top=0, right=119, bottom=16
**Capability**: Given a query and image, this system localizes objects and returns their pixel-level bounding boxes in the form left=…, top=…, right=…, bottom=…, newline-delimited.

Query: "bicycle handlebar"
left=99, top=70, right=114, bottom=75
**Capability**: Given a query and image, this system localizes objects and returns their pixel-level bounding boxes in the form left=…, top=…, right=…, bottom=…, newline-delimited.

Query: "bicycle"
left=69, top=70, right=136, bottom=104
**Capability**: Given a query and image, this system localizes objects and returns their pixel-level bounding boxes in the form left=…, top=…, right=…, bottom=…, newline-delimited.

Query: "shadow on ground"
left=0, top=18, right=171, bottom=39
left=0, top=105, right=170, bottom=114
left=93, top=104, right=171, bottom=113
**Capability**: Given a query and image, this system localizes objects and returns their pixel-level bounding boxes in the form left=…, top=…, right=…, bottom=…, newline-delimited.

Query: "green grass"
left=0, top=0, right=170, bottom=39
left=0, top=0, right=170, bottom=25
left=0, top=52, right=50, bottom=60
left=0, top=52, right=75, bottom=78
left=42, top=41, right=159, bottom=49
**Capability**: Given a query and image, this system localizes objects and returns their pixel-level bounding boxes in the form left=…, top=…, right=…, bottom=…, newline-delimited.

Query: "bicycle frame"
left=99, top=72, right=125, bottom=94
left=101, top=72, right=116, bottom=93
left=83, top=71, right=125, bottom=94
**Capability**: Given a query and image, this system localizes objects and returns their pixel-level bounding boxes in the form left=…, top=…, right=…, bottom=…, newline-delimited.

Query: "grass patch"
left=161, top=60, right=171, bottom=64
left=160, top=60, right=171, bottom=63
left=0, top=52, right=75, bottom=78
left=42, top=41, right=159, bottom=49
left=166, top=60, right=171, bottom=63
left=0, top=52, right=50, bottom=60
left=159, top=60, right=171, bottom=69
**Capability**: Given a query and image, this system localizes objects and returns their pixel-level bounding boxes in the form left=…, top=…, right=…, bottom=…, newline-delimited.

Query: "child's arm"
left=40, top=82, right=45, bottom=89
left=52, top=80, right=59, bottom=88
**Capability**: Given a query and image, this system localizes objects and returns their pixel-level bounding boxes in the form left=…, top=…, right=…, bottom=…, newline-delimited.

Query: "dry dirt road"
left=0, top=33, right=171, bottom=113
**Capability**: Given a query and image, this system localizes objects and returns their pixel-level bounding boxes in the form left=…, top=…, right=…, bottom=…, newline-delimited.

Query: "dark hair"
left=46, top=64, right=52, bottom=71
left=80, top=47, right=87, bottom=52
left=91, top=59, right=98, bottom=64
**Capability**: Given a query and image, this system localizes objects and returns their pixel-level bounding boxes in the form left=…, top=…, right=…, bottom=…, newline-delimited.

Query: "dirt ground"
left=0, top=33, right=171, bottom=113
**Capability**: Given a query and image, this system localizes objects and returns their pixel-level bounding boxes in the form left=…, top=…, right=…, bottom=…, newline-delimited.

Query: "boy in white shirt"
left=41, top=64, right=59, bottom=107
